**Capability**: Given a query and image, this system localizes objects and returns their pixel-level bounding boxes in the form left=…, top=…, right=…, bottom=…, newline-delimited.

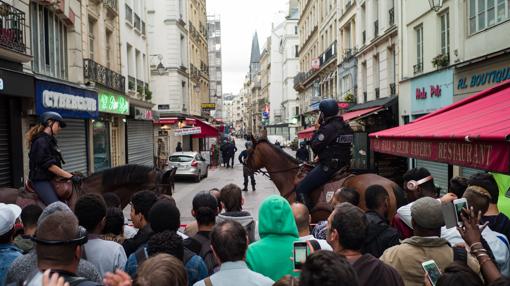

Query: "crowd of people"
left=1, top=168, right=510, bottom=286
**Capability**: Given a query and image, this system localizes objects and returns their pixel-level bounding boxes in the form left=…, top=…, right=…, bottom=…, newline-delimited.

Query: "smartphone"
left=422, top=260, right=441, bottom=286
left=293, top=241, right=308, bottom=270
left=453, top=198, right=468, bottom=227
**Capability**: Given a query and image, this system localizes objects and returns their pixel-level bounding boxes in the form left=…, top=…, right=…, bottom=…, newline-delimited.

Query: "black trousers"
left=243, top=166, right=255, bottom=188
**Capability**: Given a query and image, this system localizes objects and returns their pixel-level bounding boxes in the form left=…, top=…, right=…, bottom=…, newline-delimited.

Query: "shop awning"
left=192, top=119, right=219, bottom=138
left=369, top=80, right=510, bottom=174
left=155, top=117, right=196, bottom=125
left=297, top=106, right=385, bottom=139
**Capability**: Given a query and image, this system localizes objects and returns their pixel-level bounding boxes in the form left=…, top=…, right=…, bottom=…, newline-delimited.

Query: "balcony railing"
left=389, top=7, right=395, bottom=26
left=128, top=76, right=135, bottom=91
left=414, top=62, right=423, bottom=74
left=374, top=20, right=379, bottom=38
left=134, top=14, right=141, bottom=30
left=104, top=0, right=118, bottom=16
left=83, top=59, right=126, bottom=93
left=389, top=83, right=396, bottom=95
left=320, top=41, right=336, bottom=67
left=190, top=64, right=200, bottom=80
left=125, top=4, right=133, bottom=24
left=0, top=0, right=27, bottom=54
left=362, top=30, right=366, bottom=45
left=375, top=87, right=380, bottom=99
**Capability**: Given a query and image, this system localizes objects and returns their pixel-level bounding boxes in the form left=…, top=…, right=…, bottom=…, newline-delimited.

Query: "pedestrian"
left=449, top=176, right=468, bottom=198
left=26, top=111, right=82, bottom=205
left=362, top=185, right=400, bottom=258
left=184, top=192, right=220, bottom=274
left=294, top=99, right=353, bottom=210
left=14, top=204, right=42, bottom=254
left=220, top=140, right=230, bottom=168
left=380, top=197, right=480, bottom=286
left=327, top=202, right=404, bottom=286
left=184, top=188, right=222, bottom=237
left=24, top=210, right=101, bottom=285
left=228, top=140, right=238, bottom=168
left=102, top=192, right=136, bottom=240
left=273, top=275, right=299, bottom=286
left=238, top=142, right=256, bottom=191
left=299, top=250, right=359, bottom=286
left=176, top=142, right=183, bottom=152
left=432, top=263, right=484, bottom=286
left=0, top=203, right=22, bottom=283
left=100, top=207, right=125, bottom=244
left=122, top=190, right=158, bottom=257
left=217, top=184, right=257, bottom=242
left=5, top=202, right=102, bottom=285
left=193, top=220, right=274, bottom=286
left=246, top=195, right=299, bottom=281
left=295, top=141, right=310, bottom=162
left=291, top=203, right=331, bottom=250
left=74, top=194, right=127, bottom=277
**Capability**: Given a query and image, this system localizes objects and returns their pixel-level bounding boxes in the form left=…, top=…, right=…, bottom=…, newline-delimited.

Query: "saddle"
left=25, top=177, right=74, bottom=201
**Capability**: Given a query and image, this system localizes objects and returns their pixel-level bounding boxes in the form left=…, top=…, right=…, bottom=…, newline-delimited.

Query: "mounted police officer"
left=294, top=99, right=353, bottom=209
left=26, top=111, right=82, bottom=205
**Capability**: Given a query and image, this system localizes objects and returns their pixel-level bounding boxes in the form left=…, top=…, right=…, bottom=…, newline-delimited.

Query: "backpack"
left=184, top=233, right=218, bottom=275
left=135, top=246, right=195, bottom=266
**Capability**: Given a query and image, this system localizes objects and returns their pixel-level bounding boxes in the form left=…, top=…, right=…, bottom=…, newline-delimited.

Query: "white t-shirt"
left=299, top=234, right=333, bottom=251
left=83, top=238, right=127, bottom=278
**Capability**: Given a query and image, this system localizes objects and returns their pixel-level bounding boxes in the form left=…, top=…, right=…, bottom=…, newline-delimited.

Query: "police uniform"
left=296, top=143, right=310, bottom=162
left=239, top=145, right=256, bottom=191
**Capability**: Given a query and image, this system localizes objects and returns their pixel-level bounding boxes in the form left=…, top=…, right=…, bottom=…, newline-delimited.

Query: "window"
left=440, top=11, right=450, bottom=55
left=295, top=45, right=299, bottom=57
left=31, top=3, right=68, bottom=79
left=93, top=121, right=111, bottom=172
left=294, top=25, right=298, bottom=35
left=125, top=4, right=133, bottom=24
left=295, top=106, right=299, bottom=116
left=106, top=30, right=112, bottom=68
left=88, top=18, right=95, bottom=60
left=415, top=25, right=423, bottom=69
left=469, top=0, right=510, bottom=34
left=158, top=104, right=170, bottom=110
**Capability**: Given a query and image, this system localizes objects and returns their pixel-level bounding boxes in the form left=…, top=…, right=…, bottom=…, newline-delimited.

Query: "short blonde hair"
left=135, top=254, right=188, bottom=286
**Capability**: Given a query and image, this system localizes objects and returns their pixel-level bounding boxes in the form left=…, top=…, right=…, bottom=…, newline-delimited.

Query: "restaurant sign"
left=371, top=138, right=510, bottom=173
left=174, top=127, right=202, bottom=136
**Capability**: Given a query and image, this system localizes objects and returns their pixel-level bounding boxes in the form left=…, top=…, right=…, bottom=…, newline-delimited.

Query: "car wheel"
left=194, top=171, right=201, bottom=183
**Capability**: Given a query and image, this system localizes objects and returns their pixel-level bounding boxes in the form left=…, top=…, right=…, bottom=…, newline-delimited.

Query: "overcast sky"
left=207, top=0, right=289, bottom=95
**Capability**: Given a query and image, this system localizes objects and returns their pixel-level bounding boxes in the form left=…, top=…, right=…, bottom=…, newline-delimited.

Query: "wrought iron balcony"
left=374, top=20, right=379, bottom=38
left=83, top=58, right=126, bottom=93
left=413, top=62, right=423, bottom=74
left=389, top=7, right=395, bottom=26
left=104, top=0, right=118, bottom=17
left=320, top=41, right=336, bottom=67
left=0, top=0, right=27, bottom=55
left=128, top=76, right=135, bottom=91
left=389, top=83, right=396, bottom=95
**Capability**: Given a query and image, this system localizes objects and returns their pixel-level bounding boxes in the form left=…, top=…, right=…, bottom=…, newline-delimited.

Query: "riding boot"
left=242, top=185, right=248, bottom=192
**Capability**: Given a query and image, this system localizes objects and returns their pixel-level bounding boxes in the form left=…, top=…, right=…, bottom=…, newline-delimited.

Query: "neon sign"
left=98, top=92, right=129, bottom=114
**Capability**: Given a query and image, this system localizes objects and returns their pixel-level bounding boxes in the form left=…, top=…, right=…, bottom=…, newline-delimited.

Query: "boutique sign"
left=35, top=79, right=98, bottom=119
left=98, top=92, right=129, bottom=115
left=410, top=68, right=453, bottom=115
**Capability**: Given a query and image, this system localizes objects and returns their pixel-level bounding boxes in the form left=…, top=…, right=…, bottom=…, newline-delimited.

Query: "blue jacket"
left=0, top=243, right=22, bottom=285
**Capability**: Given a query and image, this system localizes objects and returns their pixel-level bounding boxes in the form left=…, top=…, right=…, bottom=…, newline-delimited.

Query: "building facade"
left=259, top=38, right=271, bottom=133
left=207, top=15, right=223, bottom=120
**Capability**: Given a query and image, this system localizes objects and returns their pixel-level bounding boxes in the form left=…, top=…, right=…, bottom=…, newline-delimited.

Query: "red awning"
left=370, top=80, right=510, bottom=174
left=297, top=126, right=316, bottom=139
left=155, top=117, right=196, bottom=125
left=341, top=106, right=384, bottom=121
left=192, top=119, right=219, bottom=138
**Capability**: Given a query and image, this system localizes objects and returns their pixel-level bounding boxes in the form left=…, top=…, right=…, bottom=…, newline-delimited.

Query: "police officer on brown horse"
left=295, top=99, right=354, bottom=210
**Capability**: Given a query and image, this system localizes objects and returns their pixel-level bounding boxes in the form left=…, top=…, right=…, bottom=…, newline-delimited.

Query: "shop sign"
left=133, top=106, right=154, bottom=120
left=175, top=127, right=202, bottom=136
left=35, top=79, right=98, bottom=119
left=201, top=103, right=216, bottom=110
left=371, top=138, right=510, bottom=174
left=0, top=68, right=34, bottom=98
left=410, top=68, right=453, bottom=115
left=99, top=92, right=129, bottom=115
left=454, top=56, right=510, bottom=99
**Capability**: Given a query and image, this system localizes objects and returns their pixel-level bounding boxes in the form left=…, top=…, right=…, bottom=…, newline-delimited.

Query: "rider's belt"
left=335, top=134, right=353, bottom=144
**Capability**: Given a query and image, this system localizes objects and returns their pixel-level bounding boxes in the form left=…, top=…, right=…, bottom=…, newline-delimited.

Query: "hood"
left=217, top=212, right=255, bottom=227
left=257, top=195, right=298, bottom=239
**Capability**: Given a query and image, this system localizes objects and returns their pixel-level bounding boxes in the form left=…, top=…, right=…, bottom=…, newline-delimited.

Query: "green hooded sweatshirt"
left=246, top=195, right=299, bottom=281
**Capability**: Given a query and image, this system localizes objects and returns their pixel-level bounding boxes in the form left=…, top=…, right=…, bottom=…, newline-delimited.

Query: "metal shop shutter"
left=416, top=159, right=449, bottom=194
left=57, top=119, right=88, bottom=174
left=0, top=99, right=12, bottom=187
left=127, top=120, right=154, bottom=167
left=461, top=167, right=483, bottom=179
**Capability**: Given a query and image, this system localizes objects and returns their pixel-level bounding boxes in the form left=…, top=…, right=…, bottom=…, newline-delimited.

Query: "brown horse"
left=0, top=164, right=177, bottom=209
left=245, top=139, right=406, bottom=222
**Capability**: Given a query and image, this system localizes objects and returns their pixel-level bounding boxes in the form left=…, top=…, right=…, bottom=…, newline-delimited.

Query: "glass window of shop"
left=93, top=121, right=111, bottom=171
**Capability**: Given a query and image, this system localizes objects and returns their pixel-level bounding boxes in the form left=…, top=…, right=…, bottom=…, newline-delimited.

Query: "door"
left=0, top=99, right=11, bottom=187
left=111, top=126, right=121, bottom=167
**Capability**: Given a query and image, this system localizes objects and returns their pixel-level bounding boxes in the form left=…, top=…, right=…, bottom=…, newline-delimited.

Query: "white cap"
left=0, top=203, right=22, bottom=236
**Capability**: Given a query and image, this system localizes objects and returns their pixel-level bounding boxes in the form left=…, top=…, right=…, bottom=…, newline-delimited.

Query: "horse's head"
left=245, top=136, right=269, bottom=171
left=155, top=167, right=176, bottom=196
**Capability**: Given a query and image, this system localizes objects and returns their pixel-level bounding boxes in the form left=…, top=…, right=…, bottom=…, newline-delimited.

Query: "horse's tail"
left=391, top=183, right=407, bottom=208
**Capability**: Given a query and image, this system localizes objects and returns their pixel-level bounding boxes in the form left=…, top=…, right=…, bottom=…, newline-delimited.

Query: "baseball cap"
left=0, top=203, right=22, bottom=236
left=411, top=197, right=445, bottom=229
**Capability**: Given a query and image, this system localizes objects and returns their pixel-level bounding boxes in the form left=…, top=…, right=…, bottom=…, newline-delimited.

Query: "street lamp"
left=428, top=0, right=444, bottom=12
left=156, top=62, right=166, bottom=75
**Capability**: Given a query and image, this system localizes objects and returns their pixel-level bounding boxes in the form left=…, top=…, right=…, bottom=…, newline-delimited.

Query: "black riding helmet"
left=40, top=111, right=66, bottom=128
left=319, top=99, right=339, bottom=118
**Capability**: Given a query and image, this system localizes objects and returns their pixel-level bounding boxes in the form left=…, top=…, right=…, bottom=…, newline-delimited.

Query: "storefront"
left=95, top=90, right=129, bottom=171
left=35, top=78, right=98, bottom=175
left=0, top=68, right=34, bottom=187
left=126, top=105, right=156, bottom=167
left=407, top=69, right=454, bottom=191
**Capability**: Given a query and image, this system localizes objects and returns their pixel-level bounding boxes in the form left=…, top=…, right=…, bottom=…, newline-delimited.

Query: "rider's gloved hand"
left=70, top=175, right=83, bottom=185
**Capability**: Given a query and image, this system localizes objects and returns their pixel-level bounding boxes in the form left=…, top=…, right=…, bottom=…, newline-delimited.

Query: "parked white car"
left=167, top=152, right=209, bottom=182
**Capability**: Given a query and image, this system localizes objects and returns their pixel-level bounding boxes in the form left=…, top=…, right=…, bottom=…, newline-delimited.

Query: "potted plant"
left=343, top=92, right=355, bottom=103
left=432, top=53, right=449, bottom=68
left=145, top=87, right=152, bottom=101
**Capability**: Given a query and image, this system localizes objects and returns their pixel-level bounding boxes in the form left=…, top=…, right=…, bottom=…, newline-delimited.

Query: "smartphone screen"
left=293, top=242, right=308, bottom=269
left=454, top=199, right=468, bottom=226
left=422, top=260, right=441, bottom=286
